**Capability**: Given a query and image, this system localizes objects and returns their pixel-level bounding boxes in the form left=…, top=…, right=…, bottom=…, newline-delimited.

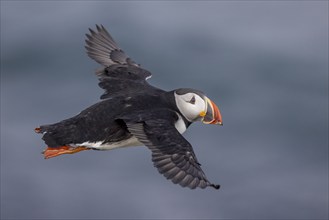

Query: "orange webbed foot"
left=42, top=146, right=90, bottom=159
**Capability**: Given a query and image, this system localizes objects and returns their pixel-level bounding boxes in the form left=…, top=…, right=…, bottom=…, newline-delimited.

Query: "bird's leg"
left=42, top=146, right=91, bottom=159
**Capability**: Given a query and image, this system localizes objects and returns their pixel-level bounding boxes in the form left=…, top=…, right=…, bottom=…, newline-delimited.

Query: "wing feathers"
left=125, top=120, right=220, bottom=190
left=85, top=25, right=155, bottom=99
left=85, top=25, right=137, bottom=67
left=172, top=170, right=186, bottom=184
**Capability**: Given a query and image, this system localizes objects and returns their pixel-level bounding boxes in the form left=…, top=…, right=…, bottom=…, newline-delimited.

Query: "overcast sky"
left=1, top=1, right=328, bottom=219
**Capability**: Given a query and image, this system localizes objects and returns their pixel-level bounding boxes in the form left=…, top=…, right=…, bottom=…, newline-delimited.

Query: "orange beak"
left=201, top=97, right=223, bottom=125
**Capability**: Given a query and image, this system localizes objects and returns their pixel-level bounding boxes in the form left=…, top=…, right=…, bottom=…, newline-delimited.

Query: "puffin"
left=35, top=25, right=223, bottom=190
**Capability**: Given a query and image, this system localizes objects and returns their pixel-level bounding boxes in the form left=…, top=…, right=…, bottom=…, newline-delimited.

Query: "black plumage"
left=36, top=25, right=221, bottom=190
left=124, top=114, right=219, bottom=189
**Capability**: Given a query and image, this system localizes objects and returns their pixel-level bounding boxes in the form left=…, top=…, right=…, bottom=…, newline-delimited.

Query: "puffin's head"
left=174, top=88, right=223, bottom=125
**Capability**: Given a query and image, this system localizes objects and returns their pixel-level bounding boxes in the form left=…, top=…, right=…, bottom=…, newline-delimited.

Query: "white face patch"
left=174, top=92, right=206, bottom=122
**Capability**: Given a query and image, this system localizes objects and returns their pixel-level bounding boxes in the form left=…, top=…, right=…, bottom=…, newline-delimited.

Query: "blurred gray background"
left=1, top=1, right=328, bottom=219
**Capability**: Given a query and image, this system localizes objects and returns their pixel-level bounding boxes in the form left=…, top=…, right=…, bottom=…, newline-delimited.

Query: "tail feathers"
left=35, top=122, right=80, bottom=148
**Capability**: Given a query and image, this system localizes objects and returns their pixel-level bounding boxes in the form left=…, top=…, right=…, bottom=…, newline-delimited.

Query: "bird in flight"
left=35, top=25, right=223, bottom=190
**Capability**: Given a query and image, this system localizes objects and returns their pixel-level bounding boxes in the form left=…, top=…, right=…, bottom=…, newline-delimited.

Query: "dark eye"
left=188, top=96, right=196, bottom=104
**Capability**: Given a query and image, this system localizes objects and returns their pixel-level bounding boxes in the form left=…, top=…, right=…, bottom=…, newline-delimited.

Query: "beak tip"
left=203, top=98, right=223, bottom=126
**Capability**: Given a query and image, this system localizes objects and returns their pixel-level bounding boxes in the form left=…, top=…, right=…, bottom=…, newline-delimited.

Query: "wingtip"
left=88, top=28, right=96, bottom=36
left=96, top=24, right=102, bottom=32
left=210, top=183, right=220, bottom=190
left=85, top=33, right=92, bottom=40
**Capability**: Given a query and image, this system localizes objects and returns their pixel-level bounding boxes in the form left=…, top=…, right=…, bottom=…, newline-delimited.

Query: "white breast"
left=74, top=136, right=142, bottom=151
left=175, top=113, right=187, bottom=134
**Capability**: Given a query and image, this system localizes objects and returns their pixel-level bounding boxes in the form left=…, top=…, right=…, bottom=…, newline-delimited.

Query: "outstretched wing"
left=85, top=25, right=154, bottom=99
left=96, top=64, right=154, bottom=99
left=123, top=111, right=220, bottom=190
left=85, top=24, right=138, bottom=67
